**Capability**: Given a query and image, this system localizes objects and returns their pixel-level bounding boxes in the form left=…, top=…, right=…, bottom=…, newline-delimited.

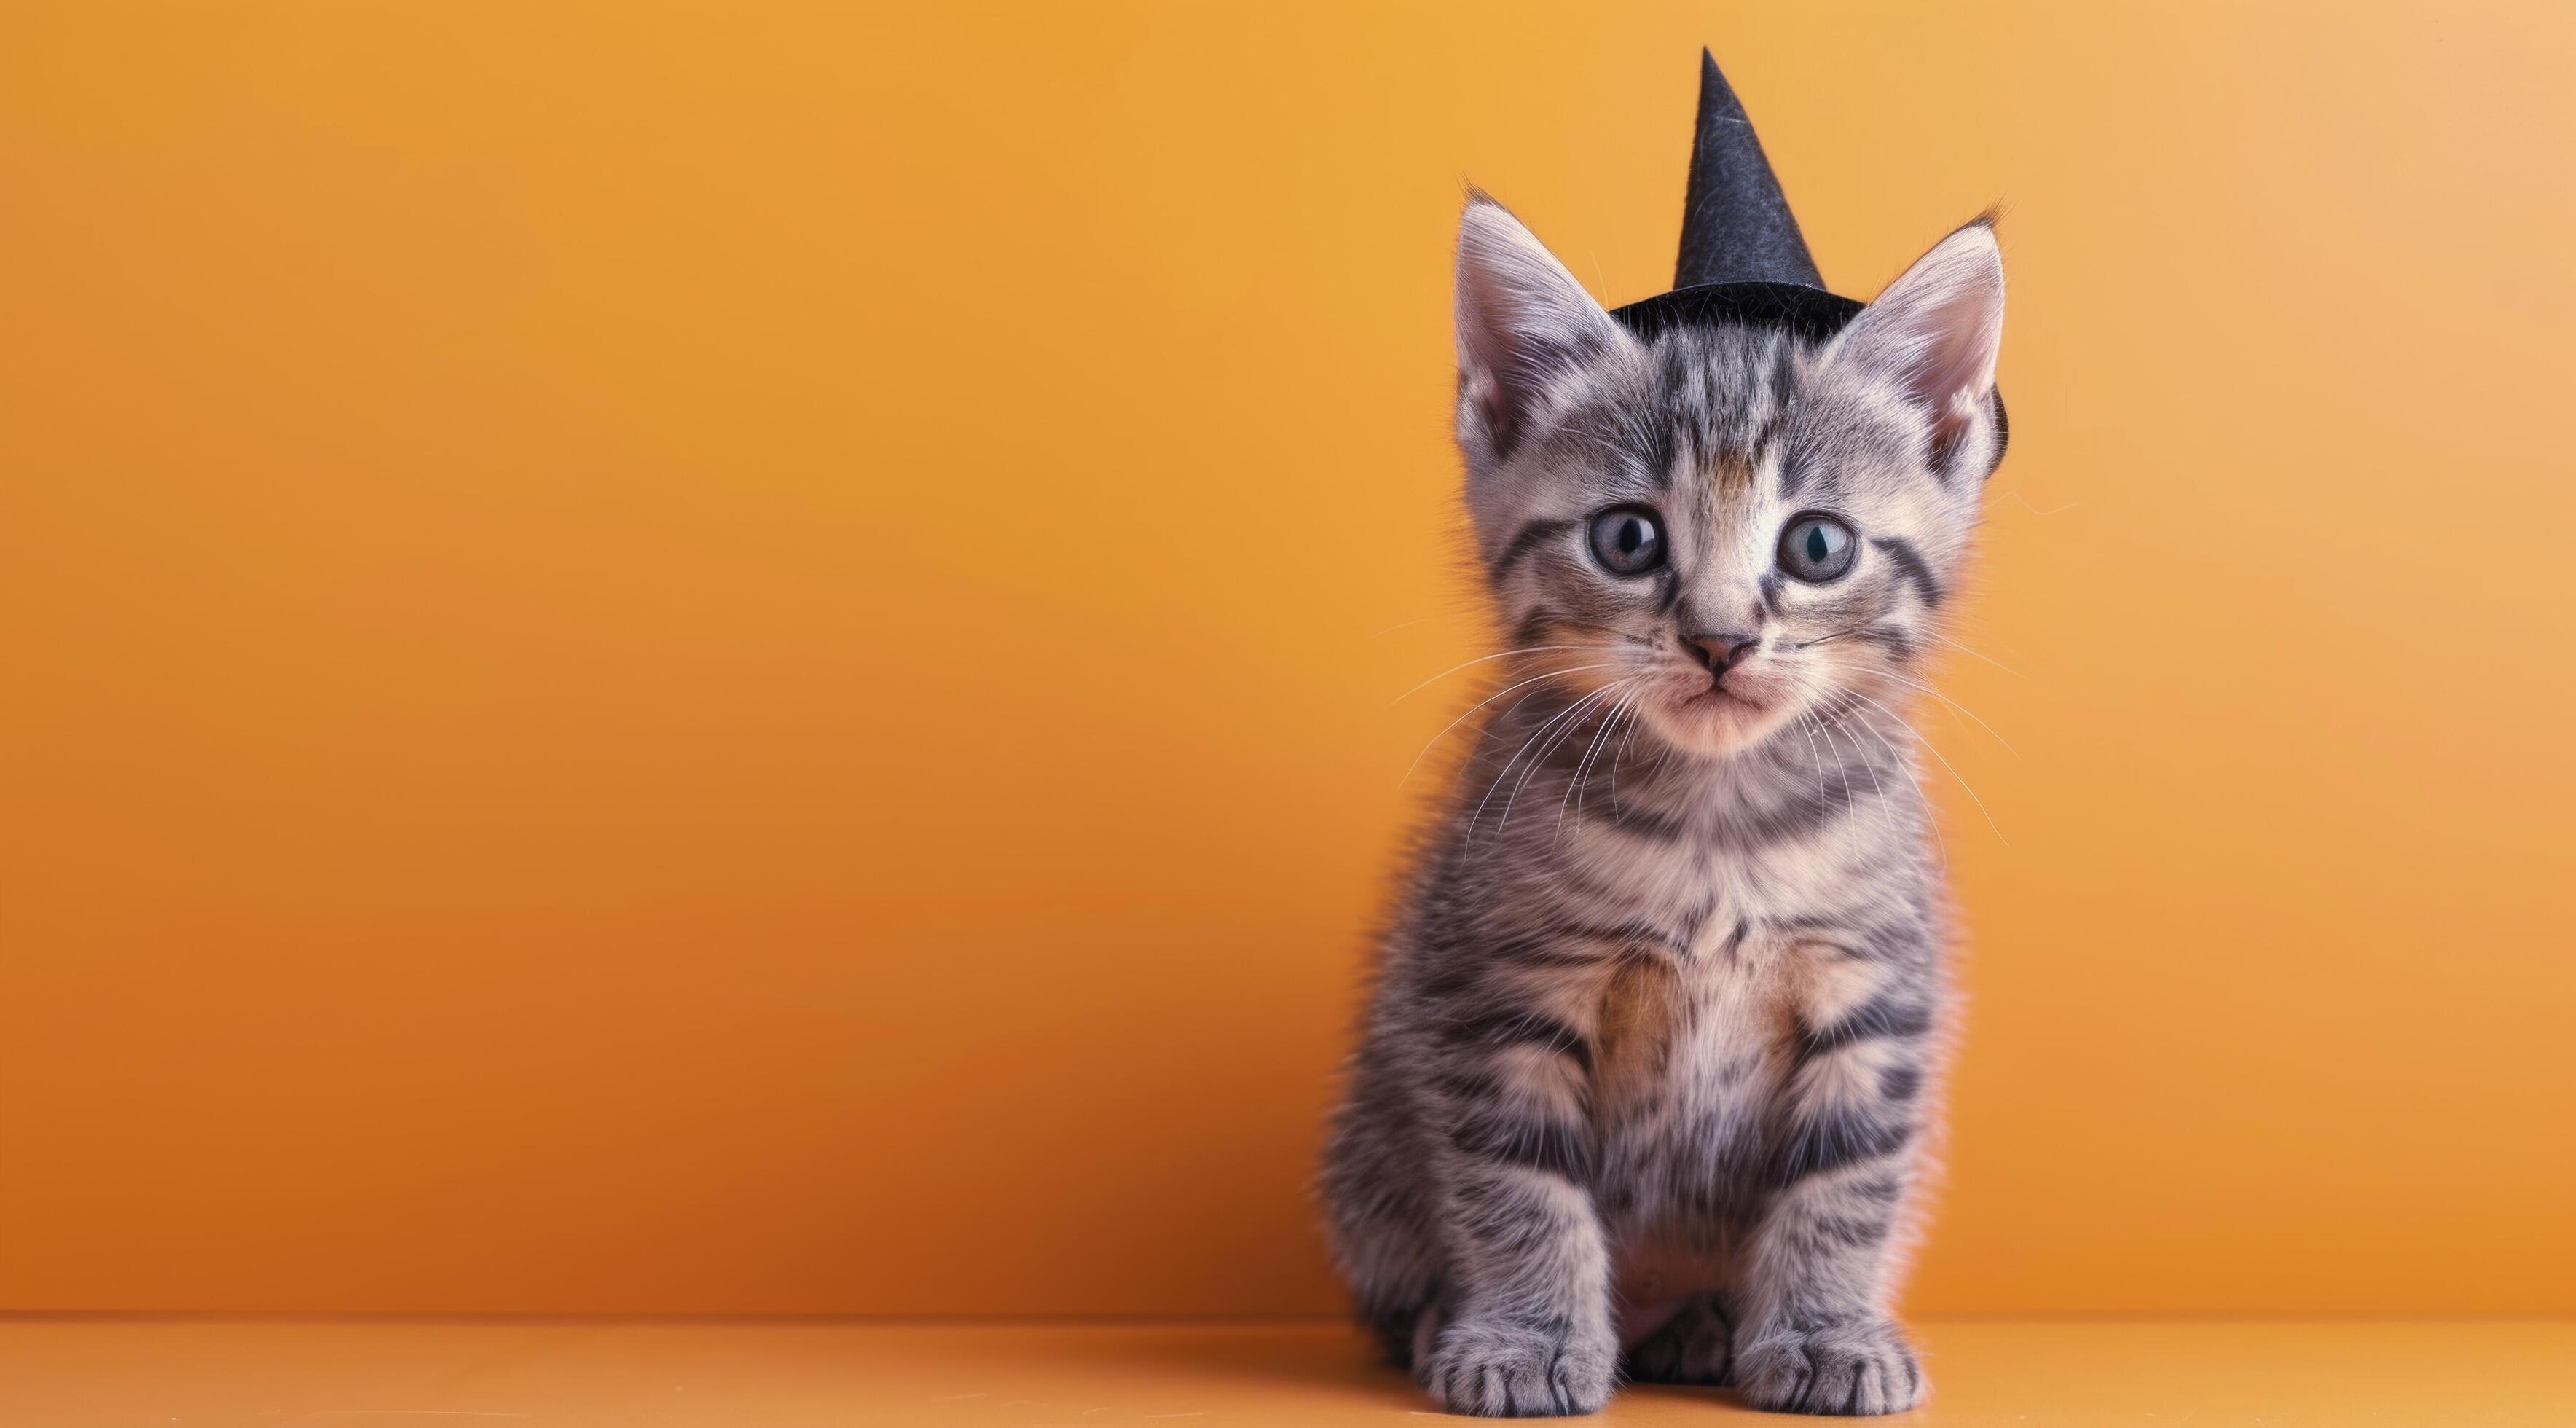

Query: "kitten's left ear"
left=1453, top=194, right=1632, bottom=464
left=1829, top=217, right=2006, bottom=475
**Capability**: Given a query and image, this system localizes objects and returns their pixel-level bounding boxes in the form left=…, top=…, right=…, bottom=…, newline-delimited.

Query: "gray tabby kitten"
left=1321, top=197, right=2006, bottom=1417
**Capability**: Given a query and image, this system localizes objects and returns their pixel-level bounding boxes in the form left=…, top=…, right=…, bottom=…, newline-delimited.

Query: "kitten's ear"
left=1454, top=194, right=1628, bottom=461
left=1830, top=217, right=2006, bottom=473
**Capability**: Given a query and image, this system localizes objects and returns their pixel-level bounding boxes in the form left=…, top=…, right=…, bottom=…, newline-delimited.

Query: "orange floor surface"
left=0, top=1317, right=2568, bottom=1427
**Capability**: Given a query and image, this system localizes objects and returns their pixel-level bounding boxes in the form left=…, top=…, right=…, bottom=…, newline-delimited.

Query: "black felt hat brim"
left=1609, top=281, right=1863, bottom=344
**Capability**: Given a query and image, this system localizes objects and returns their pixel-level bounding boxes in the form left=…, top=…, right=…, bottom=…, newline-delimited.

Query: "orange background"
left=2, top=1, right=2570, bottom=1317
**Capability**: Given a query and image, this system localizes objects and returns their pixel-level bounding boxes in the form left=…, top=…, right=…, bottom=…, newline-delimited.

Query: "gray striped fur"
left=1321, top=198, right=2007, bottom=1417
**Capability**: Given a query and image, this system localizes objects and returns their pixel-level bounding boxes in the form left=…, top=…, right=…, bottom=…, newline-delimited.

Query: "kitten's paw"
left=1420, top=1318, right=1614, bottom=1417
left=1734, top=1317, right=1922, bottom=1416
left=1624, top=1294, right=1735, bottom=1385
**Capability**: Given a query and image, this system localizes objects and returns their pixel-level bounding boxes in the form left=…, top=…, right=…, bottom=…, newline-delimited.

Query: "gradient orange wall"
left=3, top=1, right=2570, bottom=1316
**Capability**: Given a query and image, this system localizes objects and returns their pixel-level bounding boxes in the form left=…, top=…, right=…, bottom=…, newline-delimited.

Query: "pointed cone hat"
left=1609, top=50, right=1864, bottom=343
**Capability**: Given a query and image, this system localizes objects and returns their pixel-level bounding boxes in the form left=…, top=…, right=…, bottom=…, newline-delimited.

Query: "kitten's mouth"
left=1678, top=679, right=1764, bottom=713
left=1638, top=670, right=1796, bottom=757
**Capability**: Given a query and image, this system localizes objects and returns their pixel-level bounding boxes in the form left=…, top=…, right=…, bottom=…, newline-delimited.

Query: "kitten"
left=1320, top=196, right=2006, bottom=1417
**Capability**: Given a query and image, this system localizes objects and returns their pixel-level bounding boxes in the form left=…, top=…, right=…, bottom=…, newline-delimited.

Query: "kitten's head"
left=1453, top=196, right=2006, bottom=759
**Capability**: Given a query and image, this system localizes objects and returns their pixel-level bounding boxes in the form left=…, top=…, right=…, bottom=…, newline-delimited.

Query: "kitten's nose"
left=1688, top=630, right=1761, bottom=675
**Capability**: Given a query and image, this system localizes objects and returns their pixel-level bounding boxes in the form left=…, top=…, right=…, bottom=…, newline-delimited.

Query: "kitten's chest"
left=1552, top=828, right=1892, bottom=1188
left=1589, top=941, right=1801, bottom=1263
left=1576, top=839, right=1823, bottom=1089
left=1594, top=922, right=1796, bottom=1105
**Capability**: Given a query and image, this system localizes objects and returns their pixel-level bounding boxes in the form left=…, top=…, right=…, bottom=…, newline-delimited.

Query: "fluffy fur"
left=1320, top=196, right=2007, bottom=1417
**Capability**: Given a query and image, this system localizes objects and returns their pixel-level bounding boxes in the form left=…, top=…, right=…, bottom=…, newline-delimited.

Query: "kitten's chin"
left=1644, top=680, right=1802, bottom=758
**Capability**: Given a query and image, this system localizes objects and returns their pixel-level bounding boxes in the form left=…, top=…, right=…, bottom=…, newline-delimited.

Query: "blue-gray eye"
left=1587, top=506, right=1665, bottom=576
left=1776, top=514, right=1857, bottom=582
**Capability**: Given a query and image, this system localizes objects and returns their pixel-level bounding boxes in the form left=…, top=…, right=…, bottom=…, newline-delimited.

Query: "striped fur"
left=1321, top=198, right=2006, bottom=1417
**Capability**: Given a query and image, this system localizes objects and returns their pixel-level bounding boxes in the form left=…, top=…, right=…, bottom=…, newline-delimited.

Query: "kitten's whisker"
left=1607, top=693, right=1656, bottom=804
left=1870, top=670, right=2018, bottom=756
left=1389, top=646, right=1596, bottom=706
left=1815, top=710, right=1897, bottom=849
left=1538, top=616, right=1661, bottom=649
left=1560, top=696, right=1623, bottom=833
left=1472, top=699, right=1585, bottom=838
left=2008, top=490, right=2081, bottom=518
left=1829, top=702, right=1945, bottom=866
left=1400, top=662, right=1623, bottom=787
left=1791, top=710, right=1831, bottom=806
left=1560, top=688, right=1642, bottom=838
left=1847, top=691, right=2007, bottom=847
left=1936, top=634, right=2021, bottom=678
left=1469, top=681, right=1625, bottom=837
left=1819, top=714, right=1858, bottom=813
left=1367, top=615, right=1438, bottom=640
left=1486, top=681, right=1631, bottom=839
left=1787, top=623, right=1875, bottom=652
left=1504, top=682, right=1628, bottom=815
left=1507, top=683, right=1629, bottom=835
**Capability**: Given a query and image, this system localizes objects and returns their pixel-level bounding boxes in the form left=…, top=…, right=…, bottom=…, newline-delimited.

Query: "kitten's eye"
left=1587, top=506, right=1665, bottom=576
left=1776, top=514, right=1857, bottom=583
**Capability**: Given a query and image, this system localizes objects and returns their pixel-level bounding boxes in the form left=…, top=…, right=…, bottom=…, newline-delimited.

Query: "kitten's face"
left=1451, top=200, right=2006, bottom=759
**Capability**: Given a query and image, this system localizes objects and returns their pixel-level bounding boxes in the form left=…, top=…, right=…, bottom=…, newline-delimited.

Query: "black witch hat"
left=1609, top=50, right=1864, bottom=345
left=1611, top=50, right=2004, bottom=445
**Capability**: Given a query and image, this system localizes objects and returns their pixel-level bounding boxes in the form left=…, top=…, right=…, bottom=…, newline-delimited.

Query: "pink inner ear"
left=1924, top=389, right=1977, bottom=475
left=1921, top=310, right=2000, bottom=474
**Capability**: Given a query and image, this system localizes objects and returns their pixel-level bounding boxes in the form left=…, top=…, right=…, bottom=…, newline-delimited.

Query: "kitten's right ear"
left=1454, top=194, right=1627, bottom=462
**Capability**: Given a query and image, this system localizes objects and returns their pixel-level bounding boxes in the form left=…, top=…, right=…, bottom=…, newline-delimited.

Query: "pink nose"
left=1689, top=631, right=1759, bottom=674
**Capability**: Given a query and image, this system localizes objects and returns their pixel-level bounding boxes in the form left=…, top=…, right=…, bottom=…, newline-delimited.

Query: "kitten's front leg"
left=1732, top=994, right=1934, bottom=1416
left=1417, top=1010, right=1617, bottom=1416
left=1732, top=1201, right=1920, bottom=1418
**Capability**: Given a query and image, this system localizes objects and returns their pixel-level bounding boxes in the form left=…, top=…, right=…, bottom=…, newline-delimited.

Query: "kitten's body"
left=1322, top=206, right=2006, bottom=1417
